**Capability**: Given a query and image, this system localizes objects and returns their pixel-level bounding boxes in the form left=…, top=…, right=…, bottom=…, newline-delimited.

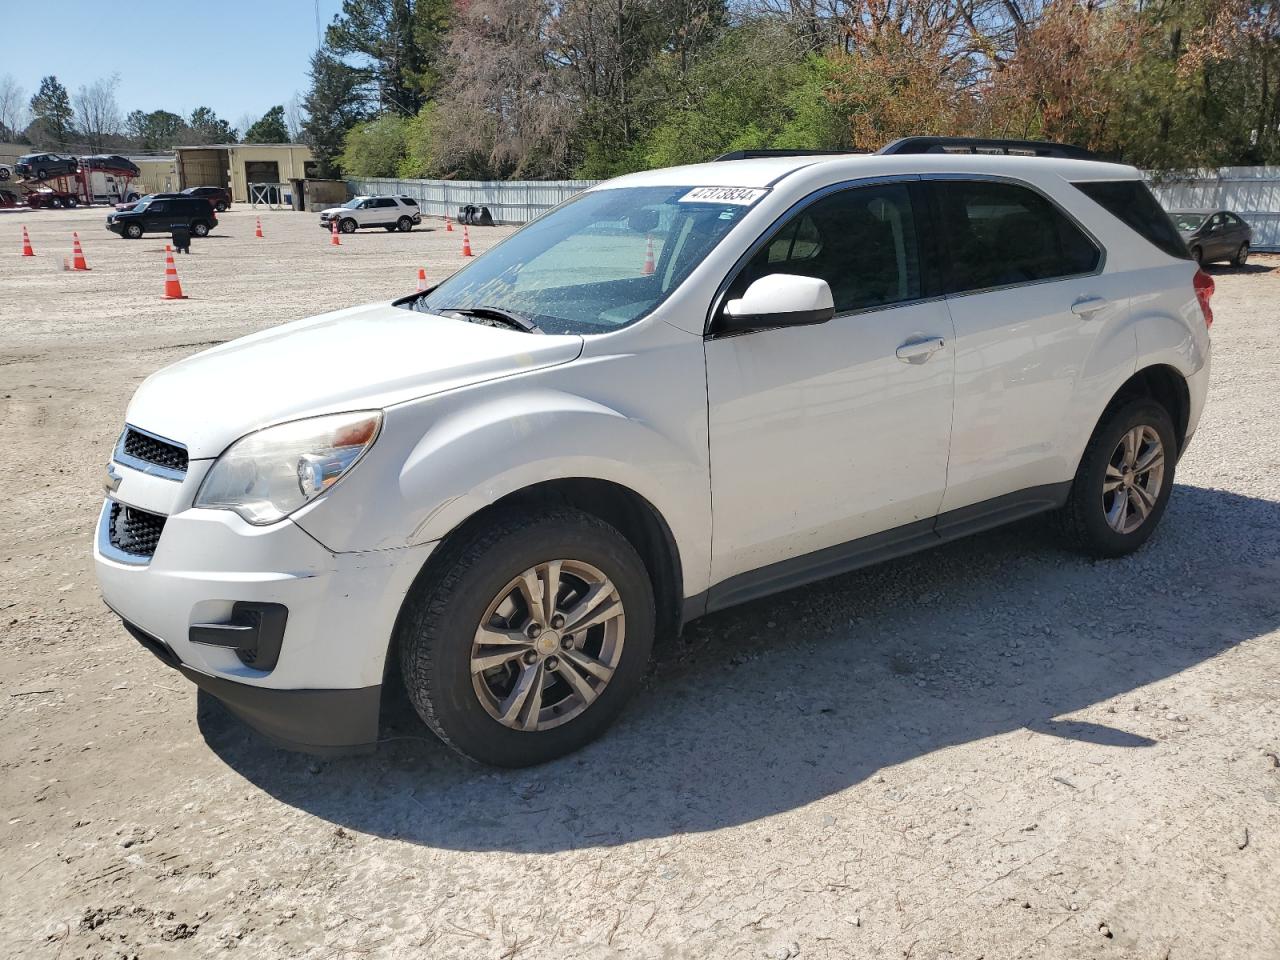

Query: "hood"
left=320, top=207, right=347, bottom=217
left=125, top=302, right=584, bottom=458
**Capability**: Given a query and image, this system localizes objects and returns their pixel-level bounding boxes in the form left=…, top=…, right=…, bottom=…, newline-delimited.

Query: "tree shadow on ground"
left=199, top=484, right=1280, bottom=852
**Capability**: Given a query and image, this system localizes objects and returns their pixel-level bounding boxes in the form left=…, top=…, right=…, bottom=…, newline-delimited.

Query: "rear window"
left=400, top=197, right=418, bottom=206
left=1073, top=180, right=1191, bottom=261
left=933, top=179, right=1101, bottom=293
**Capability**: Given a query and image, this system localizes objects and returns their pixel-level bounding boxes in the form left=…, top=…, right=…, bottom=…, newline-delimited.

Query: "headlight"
left=194, top=411, right=382, bottom=525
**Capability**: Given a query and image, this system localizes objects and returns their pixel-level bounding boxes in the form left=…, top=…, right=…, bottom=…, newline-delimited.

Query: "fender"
left=293, top=386, right=713, bottom=600
left=1059, top=300, right=1138, bottom=473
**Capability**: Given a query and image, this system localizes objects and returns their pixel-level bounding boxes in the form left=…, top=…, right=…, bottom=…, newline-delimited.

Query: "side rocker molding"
left=693, top=483, right=1071, bottom=617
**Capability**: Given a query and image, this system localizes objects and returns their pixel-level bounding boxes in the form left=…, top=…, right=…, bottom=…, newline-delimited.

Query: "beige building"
left=130, top=156, right=178, bottom=194
left=174, top=143, right=316, bottom=203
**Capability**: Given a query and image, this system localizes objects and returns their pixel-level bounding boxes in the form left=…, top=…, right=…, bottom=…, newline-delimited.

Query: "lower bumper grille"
left=108, top=502, right=166, bottom=559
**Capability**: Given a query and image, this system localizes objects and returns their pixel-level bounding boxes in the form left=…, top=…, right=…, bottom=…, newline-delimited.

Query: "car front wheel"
left=124, top=223, right=143, bottom=239
left=340, top=218, right=358, bottom=234
left=1056, top=398, right=1177, bottom=558
left=398, top=508, right=655, bottom=767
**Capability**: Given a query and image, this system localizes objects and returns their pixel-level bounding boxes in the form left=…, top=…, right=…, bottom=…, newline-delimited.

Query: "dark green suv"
left=106, top=196, right=218, bottom=239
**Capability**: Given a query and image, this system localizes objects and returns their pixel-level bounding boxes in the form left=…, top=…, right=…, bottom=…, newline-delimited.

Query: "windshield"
left=342, top=198, right=364, bottom=209
left=412, top=185, right=764, bottom=335
left=132, top=200, right=150, bottom=212
left=1171, top=212, right=1207, bottom=232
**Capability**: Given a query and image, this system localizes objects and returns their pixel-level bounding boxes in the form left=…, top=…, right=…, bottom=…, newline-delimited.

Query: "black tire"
left=36, top=168, right=48, bottom=180
left=1232, top=242, right=1249, bottom=267
left=64, top=195, right=77, bottom=208
left=0, top=167, right=9, bottom=181
left=1189, top=245, right=1205, bottom=266
left=1055, top=398, right=1177, bottom=558
left=397, top=216, right=413, bottom=232
left=398, top=507, right=655, bottom=767
left=192, top=221, right=210, bottom=237
left=215, top=200, right=227, bottom=212
left=340, top=218, right=357, bottom=234
left=124, top=222, right=143, bottom=239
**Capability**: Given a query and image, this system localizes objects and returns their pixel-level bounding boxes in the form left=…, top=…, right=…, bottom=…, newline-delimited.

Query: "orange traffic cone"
left=71, top=232, right=90, bottom=271
left=416, top=267, right=428, bottom=292
left=445, top=216, right=453, bottom=232
left=21, top=225, right=35, bottom=257
left=641, top=234, right=656, bottom=276
left=330, top=218, right=341, bottom=246
left=162, top=245, right=187, bottom=300
left=255, top=217, right=264, bottom=239
left=461, top=225, right=473, bottom=257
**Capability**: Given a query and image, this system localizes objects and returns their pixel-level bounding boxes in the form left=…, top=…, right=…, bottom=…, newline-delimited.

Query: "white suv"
left=96, top=138, right=1213, bottom=766
left=319, top=195, right=422, bottom=233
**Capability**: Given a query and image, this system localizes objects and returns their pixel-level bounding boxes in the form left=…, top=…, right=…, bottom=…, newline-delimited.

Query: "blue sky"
left=5, top=0, right=345, bottom=131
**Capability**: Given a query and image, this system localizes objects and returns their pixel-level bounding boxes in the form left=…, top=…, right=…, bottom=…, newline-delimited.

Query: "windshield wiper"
left=442, top=305, right=543, bottom=334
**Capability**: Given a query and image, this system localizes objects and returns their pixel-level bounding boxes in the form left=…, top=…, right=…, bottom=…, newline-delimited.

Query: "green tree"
left=28, top=75, right=74, bottom=147
left=303, top=49, right=373, bottom=176
left=244, top=105, right=290, bottom=143
left=340, top=114, right=411, bottom=176
left=188, top=106, right=238, bottom=144
left=325, top=0, right=452, bottom=115
left=125, top=109, right=188, bottom=150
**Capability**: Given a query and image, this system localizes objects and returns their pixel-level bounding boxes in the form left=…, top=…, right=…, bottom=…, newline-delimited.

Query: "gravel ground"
left=1, top=206, right=1278, bottom=960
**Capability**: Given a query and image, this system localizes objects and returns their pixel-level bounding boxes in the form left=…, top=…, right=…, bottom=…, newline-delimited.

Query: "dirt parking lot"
left=1, top=205, right=1278, bottom=959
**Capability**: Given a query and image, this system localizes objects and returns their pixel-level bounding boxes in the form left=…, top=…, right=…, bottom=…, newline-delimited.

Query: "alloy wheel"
left=470, top=559, right=625, bottom=732
left=1102, top=425, right=1165, bottom=534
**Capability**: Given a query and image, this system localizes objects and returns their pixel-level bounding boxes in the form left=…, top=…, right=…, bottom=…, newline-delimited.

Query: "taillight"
left=1193, top=269, right=1214, bottom=329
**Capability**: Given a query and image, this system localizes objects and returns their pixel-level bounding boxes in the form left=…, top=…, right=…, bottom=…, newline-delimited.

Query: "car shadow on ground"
left=198, top=484, right=1280, bottom=852
left=1205, top=261, right=1273, bottom=275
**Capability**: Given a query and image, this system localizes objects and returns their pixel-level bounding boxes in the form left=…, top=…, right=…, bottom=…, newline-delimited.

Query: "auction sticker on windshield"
left=678, top=187, right=768, bottom=205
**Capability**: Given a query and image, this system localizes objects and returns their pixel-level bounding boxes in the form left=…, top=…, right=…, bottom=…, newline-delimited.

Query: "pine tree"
left=29, top=75, right=74, bottom=147
left=302, top=49, right=372, bottom=176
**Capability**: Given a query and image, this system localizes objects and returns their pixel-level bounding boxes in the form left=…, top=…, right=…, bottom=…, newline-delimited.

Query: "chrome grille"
left=108, top=502, right=166, bottom=558
left=121, top=427, right=188, bottom=474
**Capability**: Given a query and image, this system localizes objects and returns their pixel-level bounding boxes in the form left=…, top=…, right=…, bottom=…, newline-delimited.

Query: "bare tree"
left=73, top=75, right=122, bottom=153
left=0, top=74, right=28, bottom=140
left=285, top=92, right=307, bottom=141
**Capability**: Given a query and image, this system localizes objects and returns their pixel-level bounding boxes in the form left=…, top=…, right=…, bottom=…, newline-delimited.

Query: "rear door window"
left=933, top=179, right=1101, bottom=294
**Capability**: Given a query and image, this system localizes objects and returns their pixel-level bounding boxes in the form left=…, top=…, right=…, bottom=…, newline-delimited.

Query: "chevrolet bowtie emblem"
left=103, top=463, right=122, bottom=493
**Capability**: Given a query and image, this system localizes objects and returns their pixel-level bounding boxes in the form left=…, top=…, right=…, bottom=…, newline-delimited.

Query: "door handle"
left=896, top=336, right=946, bottom=364
left=1070, top=296, right=1111, bottom=318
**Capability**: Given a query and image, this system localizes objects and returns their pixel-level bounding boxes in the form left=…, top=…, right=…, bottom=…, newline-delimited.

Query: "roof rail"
left=713, top=149, right=858, bottom=161
left=877, top=136, right=1097, bottom=160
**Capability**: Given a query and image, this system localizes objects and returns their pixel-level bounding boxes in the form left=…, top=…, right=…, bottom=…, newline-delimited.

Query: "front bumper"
left=117, top=616, right=383, bottom=753
left=94, top=466, right=435, bottom=752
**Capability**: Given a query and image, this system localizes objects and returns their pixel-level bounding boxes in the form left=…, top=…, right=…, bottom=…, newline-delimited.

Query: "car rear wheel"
left=124, top=223, right=143, bottom=239
left=1055, top=398, right=1177, bottom=558
left=397, top=216, right=413, bottom=232
left=214, top=200, right=227, bottom=212
left=36, top=168, right=48, bottom=180
left=192, top=221, right=210, bottom=237
left=340, top=218, right=357, bottom=234
left=398, top=507, right=655, bottom=767
left=1233, top=242, right=1249, bottom=267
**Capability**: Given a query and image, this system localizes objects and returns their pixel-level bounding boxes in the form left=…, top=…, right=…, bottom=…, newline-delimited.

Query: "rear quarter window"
left=1073, top=180, right=1191, bottom=261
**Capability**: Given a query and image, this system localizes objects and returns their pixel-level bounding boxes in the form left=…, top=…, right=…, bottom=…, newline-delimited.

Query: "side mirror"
left=720, top=274, right=835, bottom=333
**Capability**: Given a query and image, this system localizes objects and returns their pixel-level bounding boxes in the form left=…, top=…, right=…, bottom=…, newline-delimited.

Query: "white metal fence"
left=1147, top=167, right=1280, bottom=251
left=345, top=177, right=600, bottom=224
left=350, top=168, right=1280, bottom=248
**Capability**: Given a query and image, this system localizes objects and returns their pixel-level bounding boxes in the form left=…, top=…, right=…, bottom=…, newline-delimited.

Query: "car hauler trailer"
left=20, top=161, right=140, bottom=208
